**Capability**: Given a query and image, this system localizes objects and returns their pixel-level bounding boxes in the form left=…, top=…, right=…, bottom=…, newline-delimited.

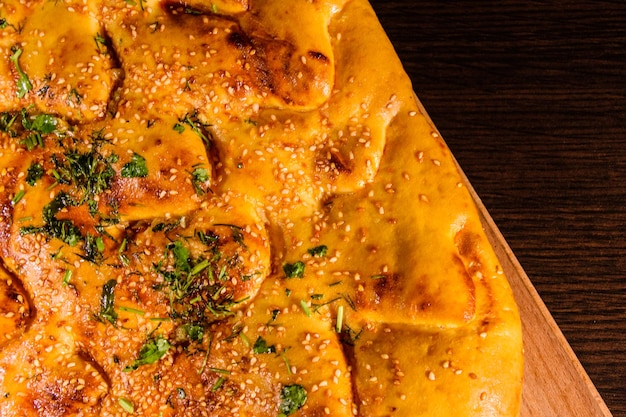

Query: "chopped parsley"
left=21, top=111, right=57, bottom=134
left=173, top=123, right=185, bottom=134
left=9, top=46, right=32, bottom=98
left=20, top=192, right=82, bottom=246
left=13, top=110, right=59, bottom=151
left=121, top=152, right=148, bottom=178
left=25, top=162, right=44, bottom=185
left=66, top=87, right=83, bottom=106
left=252, top=336, right=276, bottom=354
left=22, top=109, right=58, bottom=134
left=283, top=261, right=305, bottom=278
left=191, top=165, right=210, bottom=195
left=278, top=384, right=307, bottom=417
left=154, top=236, right=239, bottom=324
left=97, top=279, right=118, bottom=325
left=0, top=112, right=18, bottom=136
left=307, top=245, right=328, bottom=257
left=94, top=33, right=108, bottom=54
left=82, top=233, right=105, bottom=264
left=124, top=334, right=171, bottom=371
left=182, top=323, right=204, bottom=342
left=174, top=110, right=211, bottom=144
left=52, top=148, right=116, bottom=203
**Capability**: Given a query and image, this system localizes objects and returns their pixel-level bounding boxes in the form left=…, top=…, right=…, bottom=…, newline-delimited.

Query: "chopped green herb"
left=175, top=110, right=211, bottom=144
left=339, top=323, right=364, bottom=346
left=124, top=335, right=171, bottom=371
left=307, top=245, right=328, bottom=257
left=20, top=192, right=82, bottom=246
left=336, top=305, right=344, bottom=333
left=118, top=238, right=130, bottom=266
left=282, top=352, right=293, bottom=376
left=241, top=271, right=259, bottom=282
left=190, top=258, right=210, bottom=276
left=223, top=323, right=244, bottom=343
left=53, top=148, right=115, bottom=203
left=283, top=261, right=305, bottom=278
left=121, top=153, right=148, bottom=178
left=252, top=336, right=276, bottom=354
left=197, top=229, right=219, bottom=246
left=278, top=384, right=307, bottom=417
left=25, top=162, right=44, bottom=186
left=300, top=300, right=311, bottom=317
left=22, top=112, right=57, bottom=134
left=20, top=132, right=43, bottom=151
left=209, top=367, right=231, bottom=375
left=118, top=306, right=145, bottom=316
left=118, top=397, right=134, bottom=413
left=82, top=233, right=105, bottom=264
left=214, top=223, right=246, bottom=248
left=94, top=33, right=107, bottom=53
left=11, top=190, right=24, bottom=205
left=98, top=279, right=118, bottom=325
left=211, top=376, right=226, bottom=392
left=10, top=46, right=32, bottom=98
left=182, top=323, right=204, bottom=342
left=9, top=111, right=58, bottom=151
left=151, top=219, right=181, bottom=233
left=342, top=293, right=357, bottom=311
left=184, top=6, right=201, bottom=15
left=62, top=269, right=72, bottom=286
left=239, top=331, right=250, bottom=347
left=66, top=87, right=83, bottom=106
left=191, top=166, right=210, bottom=195
left=37, top=84, right=50, bottom=98
left=0, top=112, right=18, bottom=135
left=170, top=240, right=191, bottom=273
left=154, top=237, right=238, bottom=324
left=173, top=123, right=185, bottom=134
left=312, top=296, right=341, bottom=313
left=371, top=274, right=386, bottom=279
left=270, top=309, right=280, bottom=322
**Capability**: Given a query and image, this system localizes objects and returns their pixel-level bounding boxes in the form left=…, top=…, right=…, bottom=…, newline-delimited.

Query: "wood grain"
left=472, top=176, right=612, bottom=417
left=369, top=1, right=626, bottom=416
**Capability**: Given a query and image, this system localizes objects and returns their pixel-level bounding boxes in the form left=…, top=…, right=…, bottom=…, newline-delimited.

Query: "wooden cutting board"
left=414, top=86, right=612, bottom=415
left=466, top=178, right=613, bottom=417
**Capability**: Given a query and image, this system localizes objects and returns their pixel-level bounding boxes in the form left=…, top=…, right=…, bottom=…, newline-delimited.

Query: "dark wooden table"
left=369, top=1, right=626, bottom=416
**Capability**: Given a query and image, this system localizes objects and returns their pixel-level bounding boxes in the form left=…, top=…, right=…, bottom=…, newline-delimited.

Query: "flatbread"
left=0, top=0, right=523, bottom=416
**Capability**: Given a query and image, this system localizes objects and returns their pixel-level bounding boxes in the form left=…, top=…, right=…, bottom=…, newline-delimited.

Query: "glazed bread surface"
left=0, top=0, right=523, bottom=416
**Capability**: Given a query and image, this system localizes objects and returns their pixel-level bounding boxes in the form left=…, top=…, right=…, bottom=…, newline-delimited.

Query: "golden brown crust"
left=0, top=0, right=522, bottom=416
